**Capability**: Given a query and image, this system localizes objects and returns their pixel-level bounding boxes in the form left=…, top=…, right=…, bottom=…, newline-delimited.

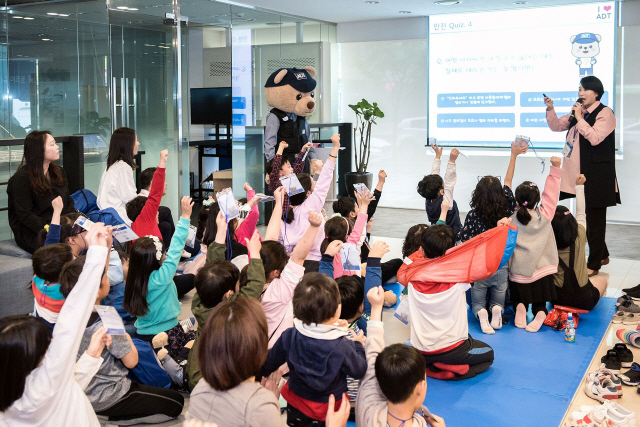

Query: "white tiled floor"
left=129, top=234, right=640, bottom=427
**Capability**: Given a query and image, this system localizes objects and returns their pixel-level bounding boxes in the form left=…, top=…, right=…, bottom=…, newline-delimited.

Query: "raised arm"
left=320, top=241, right=342, bottom=278
left=293, top=142, right=313, bottom=174
left=442, top=149, right=459, bottom=208
left=235, top=183, right=260, bottom=244
left=362, top=242, right=388, bottom=324
left=505, top=140, right=528, bottom=189
left=348, top=190, right=373, bottom=245
left=306, top=134, right=339, bottom=210
left=44, top=197, right=64, bottom=246
left=545, top=97, right=571, bottom=132
left=575, top=175, right=586, bottom=229
left=137, top=151, right=167, bottom=227
left=290, top=211, right=323, bottom=265
left=152, top=197, right=192, bottom=285
left=235, top=231, right=266, bottom=300
left=539, top=158, right=563, bottom=221
left=205, top=211, right=228, bottom=265
left=264, top=187, right=285, bottom=241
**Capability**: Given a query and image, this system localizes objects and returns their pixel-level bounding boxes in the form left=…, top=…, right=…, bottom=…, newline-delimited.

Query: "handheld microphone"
left=569, top=98, right=582, bottom=121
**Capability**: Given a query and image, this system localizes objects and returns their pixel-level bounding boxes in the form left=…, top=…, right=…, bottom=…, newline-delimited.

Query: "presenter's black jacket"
left=426, top=196, right=462, bottom=237
left=7, top=166, right=75, bottom=253
left=270, top=107, right=307, bottom=159
left=566, top=102, right=620, bottom=208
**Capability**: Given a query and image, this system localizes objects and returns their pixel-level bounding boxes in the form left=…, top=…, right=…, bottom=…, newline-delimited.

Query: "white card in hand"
left=339, top=243, right=361, bottom=272
left=186, top=225, right=197, bottom=248
left=95, top=305, right=126, bottom=335
left=74, top=216, right=95, bottom=232
left=280, top=173, right=305, bottom=197
left=394, top=297, right=411, bottom=326
left=353, top=183, right=376, bottom=200
left=112, top=224, right=139, bottom=243
left=216, top=188, right=240, bottom=222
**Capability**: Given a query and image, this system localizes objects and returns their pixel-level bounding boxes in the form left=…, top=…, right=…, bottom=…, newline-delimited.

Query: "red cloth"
left=131, top=167, right=164, bottom=241
left=235, top=189, right=261, bottom=246
left=281, top=383, right=342, bottom=422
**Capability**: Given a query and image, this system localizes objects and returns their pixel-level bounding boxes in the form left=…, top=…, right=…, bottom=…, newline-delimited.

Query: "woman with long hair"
left=97, top=127, right=140, bottom=225
left=7, top=130, right=75, bottom=253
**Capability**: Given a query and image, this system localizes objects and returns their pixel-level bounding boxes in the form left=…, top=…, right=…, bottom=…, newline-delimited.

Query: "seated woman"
left=551, top=174, right=608, bottom=310
left=97, top=127, right=140, bottom=225
left=7, top=130, right=75, bottom=254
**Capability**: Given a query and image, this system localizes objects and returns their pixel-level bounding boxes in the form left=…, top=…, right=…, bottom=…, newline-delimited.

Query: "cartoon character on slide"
left=570, top=32, right=601, bottom=77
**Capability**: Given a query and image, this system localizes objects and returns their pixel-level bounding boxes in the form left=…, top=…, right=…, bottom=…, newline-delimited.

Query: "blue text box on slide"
left=232, top=114, right=246, bottom=126
left=520, top=112, right=570, bottom=127
left=437, top=113, right=515, bottom=128
left=520, top=91, right=609, bottom=107
left=437, top=92, right=515, bottom=108
left=232, top=96, right=246, bottom=109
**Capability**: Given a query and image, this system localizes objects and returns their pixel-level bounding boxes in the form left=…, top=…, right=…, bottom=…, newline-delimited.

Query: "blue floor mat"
left=347, top=296, right=616, bottom=427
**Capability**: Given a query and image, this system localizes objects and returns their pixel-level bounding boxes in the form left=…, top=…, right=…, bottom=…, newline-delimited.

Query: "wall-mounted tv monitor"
left=190, top=87, right=232, bottom=125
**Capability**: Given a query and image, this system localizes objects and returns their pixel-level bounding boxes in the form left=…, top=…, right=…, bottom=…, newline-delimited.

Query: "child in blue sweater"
left=123, top=196, right=196, bottom=358
left=261, top=272, right=367, bottom=426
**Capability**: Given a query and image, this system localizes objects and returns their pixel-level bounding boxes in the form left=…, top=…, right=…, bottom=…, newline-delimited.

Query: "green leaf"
left=360, top=99, right=372, bottom=109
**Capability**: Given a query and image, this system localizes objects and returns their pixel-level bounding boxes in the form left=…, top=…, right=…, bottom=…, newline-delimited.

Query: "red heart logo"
left=604, top=5, right=611, bottom=11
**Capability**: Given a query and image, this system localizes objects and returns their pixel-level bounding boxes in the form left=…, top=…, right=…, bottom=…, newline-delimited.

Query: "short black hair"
left=581, top=76, right=604, bottom=101
left=266, top=157, right=291, bottom=176
left=194, top=261, right=240, bottom=308
left=336, top=275, right=364, bottom=320
left=375, top=344, right=426, bottom=404
left=332, top=196, right=356, bottom=217
left=126, top=196, right=148, bottom=223
left=59, top=256, right=86, bottom=299
left=140, top=167, right=157, bottom=191
left=417, top=175, right=443, bottom=200
left=293, top=272, right=340, bottom=325
left=402, top=224, right=429, bottom=259
left=0, top=315, right=52, bottom=411
left=259, top=241, right=288, bottom=280
left=552, top=206, right=579, bottom=250
left=32, top=243, right=74, bottom=283
left=420, top=224, right=455, bottom=259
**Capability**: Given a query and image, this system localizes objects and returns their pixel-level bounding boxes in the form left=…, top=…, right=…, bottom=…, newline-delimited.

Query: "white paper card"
left=112, top=224, right=139, bottom=243
left=353, top=183, right=376, bottom=200
left=339, top=243, right=361, bottom=272
left=186, top=225, right=197, bottom=248
left=74, top=216, right=95, bottom=231
left=95, top=305, right=126, bottom=335
left=217, top=188, right=240, bottom=222
left=280, top=173, right=305, bottom=197
left=394, top=297, right=411, bottom=326
left=255, top=194, right=276, bottom=203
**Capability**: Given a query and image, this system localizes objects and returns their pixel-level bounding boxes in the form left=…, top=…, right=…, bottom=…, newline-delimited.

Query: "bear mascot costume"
left=263, top=66, right=318, bottom=172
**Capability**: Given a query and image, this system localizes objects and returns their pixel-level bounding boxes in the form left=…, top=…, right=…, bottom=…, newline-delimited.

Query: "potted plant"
left=346, top=98, right=384, bottom=196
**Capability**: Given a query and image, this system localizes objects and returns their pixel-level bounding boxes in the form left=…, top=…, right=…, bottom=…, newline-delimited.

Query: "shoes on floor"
left=612, top=312, right=627, bottom=324
left=580, top=402, right=637, bottom=427
left=621, top=283, right=640, bottom=294
left=616, top=329, right=640, bottom=349
left=587, top=364, right=622, bottom=396
left=600, top=350, right=622, bottom=373
left=570, top=409, right=610, bottom=427
left=612, top=343, right=634, bottom=368
left=617, top=298, right=640, bottom=314
left=618, top=362, right=640, bottom=386
left=623, top=287, right=640, bottom=301
left=179, top=316, right=197, bottom=333
left=584, top=376, right=619, bottom=403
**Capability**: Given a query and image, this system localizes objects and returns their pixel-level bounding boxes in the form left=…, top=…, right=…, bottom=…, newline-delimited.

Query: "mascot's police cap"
left=573, top=33, right=598, bottom=44
left=264, top=67, right=316, bottom=93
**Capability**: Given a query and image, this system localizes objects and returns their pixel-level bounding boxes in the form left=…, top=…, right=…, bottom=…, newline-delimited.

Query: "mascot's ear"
left=303, top=66, right=317, bottom=78
left=274, top=69, right=288, bottom=85
left=595, top=34, right=602, bottom=42
left=570, top=35, right=577, bottom=43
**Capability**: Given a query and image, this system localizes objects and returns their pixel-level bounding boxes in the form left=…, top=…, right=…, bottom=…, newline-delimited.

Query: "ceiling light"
left=266, top=22, right=283, bottom=25
left=399, top=10, right=412, bottom=14
left=23, top=17, right=34, bottom=20
left=128, top=8, right=138, bottom=11
left=159, top=46, right=169, bottom=49
left=47, top=12, right=58, bottom=16
left=365, top=1, right=379, bottom=3
left=215, top=0, right=256, bottom=9
left=42, top=38, right=50, bottom=41
left=513, top=1, right=527, bottom=3
left=434, top=0, right=461, bottom=4
left=58, top=13, right=70, bottom=17
left=117, top=6, right=129, bottom=10
left=13, top=16, right=23, bottom=19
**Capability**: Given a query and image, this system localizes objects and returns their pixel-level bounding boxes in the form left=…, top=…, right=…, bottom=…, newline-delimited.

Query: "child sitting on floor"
left=508, top=157, right=563, bottom=332
left=417, top=144, right=461, bottom=236
left=31, top=243, right=74, bottom=329
left=266, top=141, right=313, bottom=213
left=356, top=286, right=446, bottom=427
left=261, top=272, right=367, bottom=426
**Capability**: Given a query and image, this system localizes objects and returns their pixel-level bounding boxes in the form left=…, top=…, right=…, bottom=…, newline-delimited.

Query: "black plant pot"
left=344, top=172, right=373, bottom=198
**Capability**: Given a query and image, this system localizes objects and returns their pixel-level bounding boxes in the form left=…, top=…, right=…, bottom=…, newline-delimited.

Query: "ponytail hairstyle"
left=514, top=181, right=540, bottom=226
left=20, top=130, right=64, bottom=195
left=201, top=201, right=237, bottom=246
left=551, top=206, right=578, bottom=250
left=320, top=216, right=353, bottom=255
left=259, top=240, right=288, bottom=281
left=106, top=127, right=137, bottom=170
left=470, top=176, right=511, bottom=229
left=123, top=236, right=162, bottom=316
left=332, top=196, right=356, bottom=218
left=285, top=173, right=313, bottom=224
left=402, top=224, right=429, bottom=258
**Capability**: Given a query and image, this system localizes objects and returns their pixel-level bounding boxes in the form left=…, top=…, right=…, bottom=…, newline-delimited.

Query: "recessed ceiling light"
left=513, top=1, right=527, bottom=3
left=13, top=16, right=23, bottom=19
left=42, top=38, right=50, bottom=41
left=128, top=8, right=138, bottom=11
left=117, top=6, right=129, bottom=10
left=399, top=10, right=412, bottom=13
left=58, top=14, right=70, bottom=17
left=47, top=12, right=58, bottom=16
left=434, top=0, right=461, bottom=5
left=23, top=17, right=34, bottom=20
left=365, top=1, right=379, bottom=4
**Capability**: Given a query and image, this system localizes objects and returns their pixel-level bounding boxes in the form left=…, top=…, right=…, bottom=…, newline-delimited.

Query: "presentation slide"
left=428, top=2, right=616, bottom=149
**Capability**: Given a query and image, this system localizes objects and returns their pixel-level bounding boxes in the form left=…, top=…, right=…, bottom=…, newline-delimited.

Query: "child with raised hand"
left=261, top=187, right=323, bottom=347
left=0, top=223, right=112, bottom=427
left=261, top=271, right=367, bottom=426
left=460, top=139, right=527, bottom=334
left=280, top=134, right=341, bottom=271
left=417, top=144, right=462, bottom=236
left=186, top=213, right=266, bottom=389
left=356, top=286, right=445, bottom=427
left=321, top=188, right=374, bottom=278
left=266, top=141, right=313, bottom=213
left=551, top=175, right=608, bottom=309
left=123, top=196, right=197, bottom=356
left=234, top=182, right=261, bottom=245
left=508, top=156, right=563, bottom=332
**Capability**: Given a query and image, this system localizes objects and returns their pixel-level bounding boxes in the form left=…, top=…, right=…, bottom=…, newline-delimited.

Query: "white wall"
left=337, top=17, right=427, bottom=43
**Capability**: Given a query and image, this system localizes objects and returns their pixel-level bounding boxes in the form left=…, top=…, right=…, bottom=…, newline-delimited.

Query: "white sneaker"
left=587, top=365, right=622, bottom=396
left=584, top=377, right=619, bottom=403
left=580, top=402, right=636, bottom=427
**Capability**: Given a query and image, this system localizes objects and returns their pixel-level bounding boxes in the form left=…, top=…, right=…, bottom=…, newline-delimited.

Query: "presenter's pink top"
left=546, top=101, right=616, bottom=195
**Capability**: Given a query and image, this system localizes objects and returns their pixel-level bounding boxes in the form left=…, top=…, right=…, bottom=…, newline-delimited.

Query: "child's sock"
left=426, top=367, right=455, bottom=380
left=525, top=311, right=547, bottom=333
left=515, top=303, right=527, bottom=329
left=490, top=305, right=503, bottom=330
left=152, top=332, right=169, bottom=350
left=477, top=309, right=495, bottom=335
left=432, top=362, right=470, bottom=376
